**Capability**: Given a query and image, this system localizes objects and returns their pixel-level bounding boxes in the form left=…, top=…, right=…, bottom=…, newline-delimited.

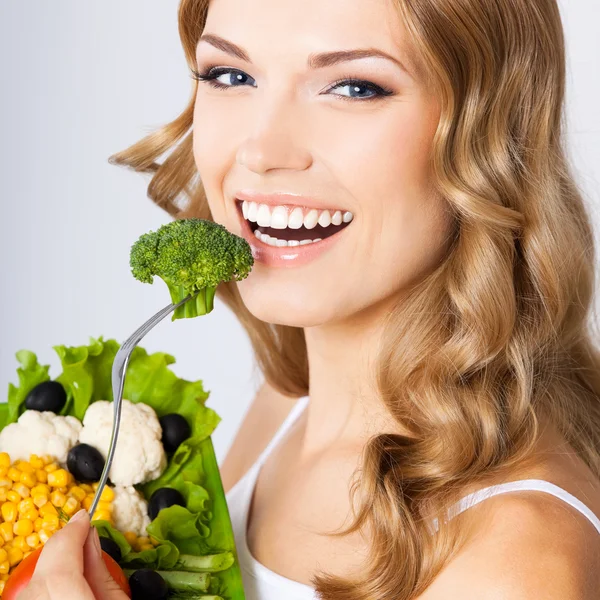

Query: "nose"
left=236, top=104, right=313, bottom=174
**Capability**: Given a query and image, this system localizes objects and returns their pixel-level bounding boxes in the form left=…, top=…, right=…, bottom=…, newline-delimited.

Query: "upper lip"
left=234, top=189, right=347, bottom=213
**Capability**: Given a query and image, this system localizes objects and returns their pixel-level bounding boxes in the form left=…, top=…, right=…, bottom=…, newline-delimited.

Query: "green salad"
left=0, top=336, right=245, bottom=600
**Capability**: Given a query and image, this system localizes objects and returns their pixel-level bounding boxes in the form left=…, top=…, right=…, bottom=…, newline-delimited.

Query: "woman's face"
left=192, top=0, right=454, bottom=327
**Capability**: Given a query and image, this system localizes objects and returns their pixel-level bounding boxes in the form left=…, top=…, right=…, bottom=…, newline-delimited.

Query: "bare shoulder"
left=220, top=380, right=303, bottom=494
left=418, top=488, right=600, bottom=599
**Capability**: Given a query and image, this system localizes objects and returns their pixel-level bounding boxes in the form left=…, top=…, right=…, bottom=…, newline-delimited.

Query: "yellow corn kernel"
left=50, top=490, right=66, bottom=508
left=0, top=479, right=11, bottom=489
left=0, top=573, right=7, bottom=581
left=13, top=484, right=30, bottom=499
left=92, top=482, right=100, bottom=491
left=62, top=497, right=80, bottom=516
left=18, top=498, right=35, bottom=515
left=82, top=496, right=94, bottom=511
left=36, top=469, right=48, bottom=484
left=29, top=455, right=44, bottom=470
left=40, top=455, right=53, bottom=466
left=68, top=486, right=86, bottom=502
left=138, top=543, right=154, bottom=552
left=20, top=471, right=37, bottom=488
left=44, top=463, right=58, bottom=473
left=7, top=546, right=23, bottom=566
left=0, top=523, right=13, bottom=543
left=96, top=501, right=112, bottom=513
left=0, top=488, right=7, bottom=503
left=1, top=503, right=17, bottom=523
left=0, top=467, right=6, bottom=478
left=12, top=535, right=29, bottom=552
left=0, top=561, right=8, bottom=575
left=6, top=491, right=20, bottom=503
left=16, top=461, right=35, bottom=474
left=34, top=517, right=43, bottom=532
left=32, top=494, right=48, bottom=509
left=0, top=580, right=5, bottom=594
left=7, top=468, right=21, bottom=482
left=91, top=510, right=111, bottom=523
left=47, top=469, right=68, bottom=488
left=99, top=486, right=115, bottom=502
left=123, top=531, right=137, bottom=546
left=79, top=483, right=94, bottom=493
left=0, top=454, right=9, bottom=470
left=13, top=519, right=34, bottom=537
left=25, top=533, right=40, bottom=548
left=31, top=484, right=50, bottom=496
left=39, top=503, right=58, bottom=517
left=149, top=536, right=160, bottom=547
left=38, top=529, right=51, bottom=544
left=0, top=549, right=6, bottom=563
left=21, top=508, right=39, bottom=522
left=137, top=536, right=151, bottom=547
left=42, top=511, right=60, bottom=526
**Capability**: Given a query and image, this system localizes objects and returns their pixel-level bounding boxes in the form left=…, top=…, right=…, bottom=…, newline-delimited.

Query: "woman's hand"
left=18, top=509, right=130, bottom=600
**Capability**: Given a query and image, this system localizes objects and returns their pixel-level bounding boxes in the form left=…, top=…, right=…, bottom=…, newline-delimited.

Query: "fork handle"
left=88, top=294, right=195, bottom=519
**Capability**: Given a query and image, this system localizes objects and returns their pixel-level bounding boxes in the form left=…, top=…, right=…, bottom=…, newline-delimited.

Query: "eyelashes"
left=190, top=67, right=395, bottom=102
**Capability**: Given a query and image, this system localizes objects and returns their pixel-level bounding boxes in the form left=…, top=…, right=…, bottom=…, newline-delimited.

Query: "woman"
left=21, top=0, right=600, bottom=598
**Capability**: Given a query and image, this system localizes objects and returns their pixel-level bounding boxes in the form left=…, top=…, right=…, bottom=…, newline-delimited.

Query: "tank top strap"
left=254, top=395, right=309, bottom=469
left=431, top=478, right=600, bottom=534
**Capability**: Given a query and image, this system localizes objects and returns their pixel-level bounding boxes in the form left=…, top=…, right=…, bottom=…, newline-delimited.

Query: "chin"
left=236, top=278, right=339, bottom=327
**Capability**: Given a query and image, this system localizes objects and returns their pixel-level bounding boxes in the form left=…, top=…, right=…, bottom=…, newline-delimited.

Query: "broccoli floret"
left=130, top=218, right=254, bottom=320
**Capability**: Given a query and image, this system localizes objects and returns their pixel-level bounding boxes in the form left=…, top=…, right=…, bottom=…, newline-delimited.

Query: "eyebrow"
left=198, top=33, right=412, bottom=76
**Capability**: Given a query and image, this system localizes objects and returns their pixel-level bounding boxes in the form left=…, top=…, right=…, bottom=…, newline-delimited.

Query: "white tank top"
left=226, top=395, right=600, bottom=600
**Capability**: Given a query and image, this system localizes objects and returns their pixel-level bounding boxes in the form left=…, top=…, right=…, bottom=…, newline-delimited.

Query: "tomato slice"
left=3, top=546, right=131, bottom=599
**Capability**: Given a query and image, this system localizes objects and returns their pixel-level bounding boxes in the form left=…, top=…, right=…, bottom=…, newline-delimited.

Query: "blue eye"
left=327, top=79, right=392, bottom=100
left=191, top=68, right=394, bottom=102
left=192, top=67, right=256, bottom=89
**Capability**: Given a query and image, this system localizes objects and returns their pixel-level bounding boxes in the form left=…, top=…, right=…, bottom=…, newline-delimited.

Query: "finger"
left=83, top=527, right=130, bottom=600
left=24, top=509, right=96, bottom=600
left=33, top=509, right=90, bottom=578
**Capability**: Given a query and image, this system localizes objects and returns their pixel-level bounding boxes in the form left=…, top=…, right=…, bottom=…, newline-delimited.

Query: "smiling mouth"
left=236, top=200, right=353, bottom=247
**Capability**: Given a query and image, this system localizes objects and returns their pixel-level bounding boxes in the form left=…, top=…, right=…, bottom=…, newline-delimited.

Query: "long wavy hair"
left=108, top=0, right=600, bottom=597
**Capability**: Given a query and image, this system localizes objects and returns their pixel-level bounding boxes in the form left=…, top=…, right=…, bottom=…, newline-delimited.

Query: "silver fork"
left=88, top=294, right=196, bottom=517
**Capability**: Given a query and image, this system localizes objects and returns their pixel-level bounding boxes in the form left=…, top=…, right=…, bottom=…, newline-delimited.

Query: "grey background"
left=0, top=1, right=599, bottom=463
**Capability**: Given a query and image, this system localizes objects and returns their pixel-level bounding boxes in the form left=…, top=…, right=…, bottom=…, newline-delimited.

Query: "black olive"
left=99, top=536, right=122, bottom=562
left=148, top=487, right=185, bottom=521
left=128, top=569, right=168, bottom=600
left=159, top=413, right=191, bottom=453
left=24, top=381, right=67, bottom=413
left=66, top=443, right=105, bottom=483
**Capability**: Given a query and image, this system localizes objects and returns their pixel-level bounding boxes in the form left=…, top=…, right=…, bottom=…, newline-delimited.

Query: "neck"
left=299, top=296, right=404, bottom=458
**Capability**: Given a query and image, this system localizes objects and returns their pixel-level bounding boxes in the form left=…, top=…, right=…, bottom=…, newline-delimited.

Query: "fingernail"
left=91, top=527, right=102, bottom=558
left=70, top=509, right=88, bottom=523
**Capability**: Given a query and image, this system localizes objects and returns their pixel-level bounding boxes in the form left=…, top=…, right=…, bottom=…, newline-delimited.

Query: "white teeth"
left=240, top=200, right=354, bottom=229
left=256, top=204, right=271, bottom=227
left=247, top=202, right=259, bottom=222
left=253, top=227, right=322, bottom=247
left=303, top=209, right=319, bottom=230
left=317, top=210, right=331, bottom=227
left=270, top=206, right=288, bottom=229
left=288, top=207, right=304, bottom=229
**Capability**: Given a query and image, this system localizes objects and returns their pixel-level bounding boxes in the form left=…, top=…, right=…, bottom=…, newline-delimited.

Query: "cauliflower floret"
left=79, top=399, right=166, bottom=486
left=112, top=485, right=151, bottom=537
left=0, top=410, right=82, bottom=464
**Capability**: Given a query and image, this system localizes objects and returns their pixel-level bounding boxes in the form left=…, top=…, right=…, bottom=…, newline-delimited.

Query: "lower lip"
left=235, top=202, right=351, bottom=268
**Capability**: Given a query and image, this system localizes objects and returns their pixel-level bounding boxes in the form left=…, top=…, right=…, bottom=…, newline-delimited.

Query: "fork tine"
left=88, top=294, right=195, bottom=517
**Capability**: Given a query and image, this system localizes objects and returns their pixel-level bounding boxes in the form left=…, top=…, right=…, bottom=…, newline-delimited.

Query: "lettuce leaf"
left=6, top=350, right=51, bottom=423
